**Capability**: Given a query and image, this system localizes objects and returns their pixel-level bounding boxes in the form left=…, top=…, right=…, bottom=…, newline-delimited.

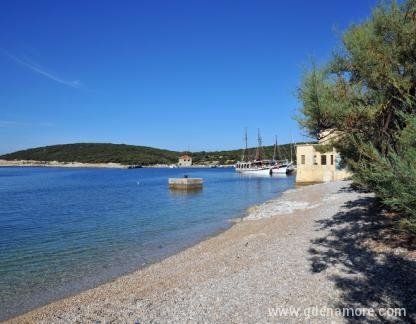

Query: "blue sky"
left=0, top=0, right=377, bottom=154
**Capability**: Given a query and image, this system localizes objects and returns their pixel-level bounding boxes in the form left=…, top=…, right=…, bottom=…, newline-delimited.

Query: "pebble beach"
left=7, top=180, right=415, bottom=323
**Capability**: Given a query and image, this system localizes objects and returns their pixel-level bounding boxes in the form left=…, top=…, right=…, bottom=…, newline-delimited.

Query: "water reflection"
left=169, top=188, right=203, bottom=198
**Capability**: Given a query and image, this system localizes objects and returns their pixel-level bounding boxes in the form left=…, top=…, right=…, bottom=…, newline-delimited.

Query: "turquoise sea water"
left=0, top=167, right=294, bottom=320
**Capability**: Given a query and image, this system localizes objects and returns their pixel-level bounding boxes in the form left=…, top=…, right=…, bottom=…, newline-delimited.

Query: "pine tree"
left=297, top=0, right=416, bottom=232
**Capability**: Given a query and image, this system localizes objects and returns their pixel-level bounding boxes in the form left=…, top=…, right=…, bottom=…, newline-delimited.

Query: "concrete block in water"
left=168, top=178, right=203, bottom=190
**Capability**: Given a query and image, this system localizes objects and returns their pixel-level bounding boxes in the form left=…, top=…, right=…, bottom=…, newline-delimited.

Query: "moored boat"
left=235, top=129, right=275, bottom=175
left=270, top=136, right=295, bottom=175
left=235, top=160, right=274, bottom=175
left=271, top=159, right=295, bottom=175
left=235, top=130, right=296, bottom=176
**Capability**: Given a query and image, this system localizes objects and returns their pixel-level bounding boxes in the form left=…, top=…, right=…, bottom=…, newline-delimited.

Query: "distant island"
left=0, top=142, right=303, bottom=167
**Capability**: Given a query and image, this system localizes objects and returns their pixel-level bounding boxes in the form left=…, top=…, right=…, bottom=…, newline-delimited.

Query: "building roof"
left=179, top=155, right=192, bottom=159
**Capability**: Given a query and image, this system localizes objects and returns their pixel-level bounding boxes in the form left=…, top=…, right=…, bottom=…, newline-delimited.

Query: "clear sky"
left=0, top=0, right=377, bottom=154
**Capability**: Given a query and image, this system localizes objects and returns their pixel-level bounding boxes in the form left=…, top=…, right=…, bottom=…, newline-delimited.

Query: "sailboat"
left=270, top=136, right=295, bottom=175
left=235, top=129, right=275, bottom=175
left=235, top=130, right=295, bottom=176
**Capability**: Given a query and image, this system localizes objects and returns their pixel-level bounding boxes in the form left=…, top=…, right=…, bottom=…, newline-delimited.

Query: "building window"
left=321, top=155, right=327, bottom=165
left=330, top=155, right=334, bottom=165
left=313, top=155, right=318, bottom=165
left=301, top=155, right=305, bottom=164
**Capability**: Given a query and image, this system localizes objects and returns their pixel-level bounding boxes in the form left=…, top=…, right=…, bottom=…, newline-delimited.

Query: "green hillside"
left=1, top=142, right=310, bottom=165
left=0, top=143, right=179, bottom=165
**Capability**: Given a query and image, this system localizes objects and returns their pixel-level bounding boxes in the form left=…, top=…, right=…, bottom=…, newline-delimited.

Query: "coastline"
left=8, top=180, right=413, bottom=323
left=0, top=159, right=128, bottom=169
left=5, top=180, right=347, bottom=322
left=1, top=168, right=292, bottom=322
left=0, top=159, right=234, bottom=169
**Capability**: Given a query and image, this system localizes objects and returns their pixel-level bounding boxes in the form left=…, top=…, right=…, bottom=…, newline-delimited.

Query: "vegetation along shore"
left=0, top=142, right=301, bottom=167
left=297, top=0, right=416, bottom=233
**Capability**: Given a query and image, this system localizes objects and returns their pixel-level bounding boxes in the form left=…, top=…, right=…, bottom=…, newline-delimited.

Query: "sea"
left=0, top=167, right=295, bottom=320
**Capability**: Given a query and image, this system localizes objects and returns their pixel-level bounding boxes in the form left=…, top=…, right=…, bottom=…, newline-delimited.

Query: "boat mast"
left=277, top=138, right=285, bottom=161
left=255, top=128, right=262, bottom=161
left=241, top=127, right=248, bottom=162
left=290, top=131, right=293, bottom=162
left=273, top=135, right=277, bottom=161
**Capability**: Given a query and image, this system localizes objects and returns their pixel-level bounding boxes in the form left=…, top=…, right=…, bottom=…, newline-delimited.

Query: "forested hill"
left=0, top=143, right=179, bottom=165
left=0, top=142, right=307, bottom=165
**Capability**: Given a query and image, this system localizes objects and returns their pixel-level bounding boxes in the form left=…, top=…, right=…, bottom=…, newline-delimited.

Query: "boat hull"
left=271, top=162, right=295, bottom=175
left=235, top=168, right=272, bottom=175
left=235, top=160, right=295, bottom=176
left=271, top=167, right=288, bottom=174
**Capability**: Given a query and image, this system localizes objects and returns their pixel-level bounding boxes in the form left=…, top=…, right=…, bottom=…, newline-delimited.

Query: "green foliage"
left=0, top=143, right=179, bottom=165
left=0, top=142, right=305, bottom=166
left=297, top=0, right=416, bottom=232
left=296, top=67, right=348, bottom=139
left=352, top=116, right=416, bottom=233
left=313, top=143, right=335, bottom=154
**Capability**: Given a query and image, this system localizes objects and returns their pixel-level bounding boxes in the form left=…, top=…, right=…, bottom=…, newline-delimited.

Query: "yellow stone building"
left=295, top=131, right=351, bottom=183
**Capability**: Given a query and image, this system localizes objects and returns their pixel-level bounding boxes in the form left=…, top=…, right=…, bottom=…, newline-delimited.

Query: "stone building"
left=178, top=155, right=192, bottom=167
left=295, top=131, right=351, bottom=183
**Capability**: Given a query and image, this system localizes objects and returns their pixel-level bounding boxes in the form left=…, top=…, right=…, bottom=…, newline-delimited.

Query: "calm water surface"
left=0, top=167, right=294, bottom=319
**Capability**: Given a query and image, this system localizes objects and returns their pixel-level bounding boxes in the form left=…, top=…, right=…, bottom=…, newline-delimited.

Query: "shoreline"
left=5, top=181, right=339, bottom=323
left=2, top=178, right=293, bottom=322
left=1, top=222, right=235, bottom=322
left=1, top=171, right=294, bottom=322
left=5, top=180, right=338, bottom=322
left=8, top=180, right=410, bottom=323
left=0, top=159, right=234, bottom=169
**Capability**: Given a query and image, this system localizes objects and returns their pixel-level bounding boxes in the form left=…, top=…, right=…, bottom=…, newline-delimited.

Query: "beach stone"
left=11, top=181, right=414, bottom=323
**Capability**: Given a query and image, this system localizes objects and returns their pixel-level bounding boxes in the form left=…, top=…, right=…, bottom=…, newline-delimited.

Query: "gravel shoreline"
left=7, top=180, right=415, bottom=323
